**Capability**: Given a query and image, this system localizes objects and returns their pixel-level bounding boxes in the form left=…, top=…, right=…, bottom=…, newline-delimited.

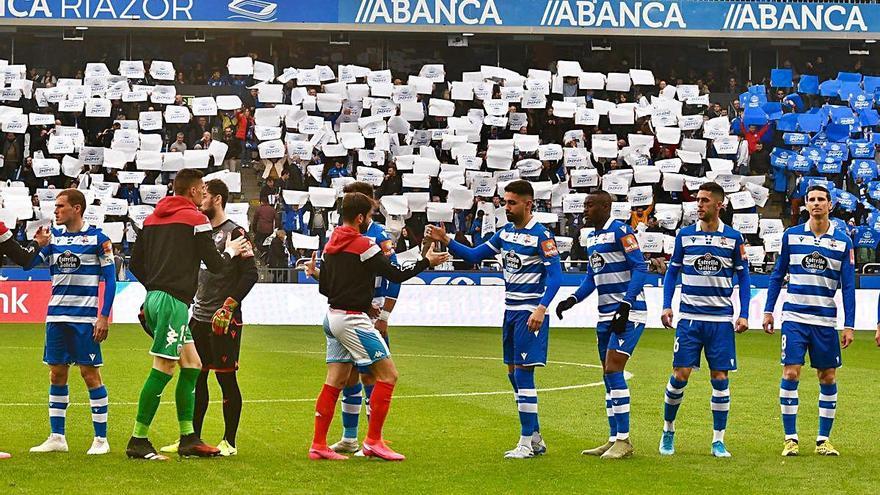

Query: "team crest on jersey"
left=541, top=239, right=558, bottom=258
left=503, top=250, right=522, bottom=272
left=589, top=251, right=606, bottom=272
left=621, top=234, right=639, bottom=253
left=56, top=250, right=81, bottom=273
left=693, top=253, right=723, bottom=276
left=801, top=251, right=829, bottom=273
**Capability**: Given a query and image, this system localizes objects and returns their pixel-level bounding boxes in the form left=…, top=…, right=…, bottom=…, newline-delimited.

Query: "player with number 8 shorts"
left=657, top=182, right=751, bottom=458
left=763, top=185, right=855, bottom=457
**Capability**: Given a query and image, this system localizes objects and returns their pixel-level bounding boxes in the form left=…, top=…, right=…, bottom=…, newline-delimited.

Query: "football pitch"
left=0, top=323, right=878, bottom=494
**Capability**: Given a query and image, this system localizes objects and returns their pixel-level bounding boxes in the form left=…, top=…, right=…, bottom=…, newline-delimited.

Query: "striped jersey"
left=765, top=221, right=856, bottom=328
left=37, top=223, right=114, bottom=324
left=584, top=219, right=649, bottom=323
left=668, top=222, right=749, bottom=322
left=364, top=221, right=400, bottom=300
left=482, top=218, right=561, bottom=311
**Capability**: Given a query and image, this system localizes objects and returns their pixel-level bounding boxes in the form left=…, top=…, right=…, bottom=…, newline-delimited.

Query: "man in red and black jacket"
left=0, top=220, right=50, bottom=268
left=304, top=192, right=447, bottom=462
left=126, top=168, right=251, bottom=461
left=0, top=220, right=50, bottom=460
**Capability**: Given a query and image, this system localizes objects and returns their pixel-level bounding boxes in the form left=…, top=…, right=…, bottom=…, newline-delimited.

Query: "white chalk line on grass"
left=0, top=348, right=632, bottom=407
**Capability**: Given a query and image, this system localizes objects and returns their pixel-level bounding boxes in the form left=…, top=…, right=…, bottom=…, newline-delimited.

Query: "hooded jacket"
left=130, top=195, right=234, bottom=305
left=319, top=225, right=428, bottom=313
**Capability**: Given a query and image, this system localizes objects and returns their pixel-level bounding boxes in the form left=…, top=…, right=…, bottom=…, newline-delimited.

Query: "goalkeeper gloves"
left=610, top=301, right=631, bottom=335
left=212, top=297, right=239, bottom=335
left=555, top=296, right=578, bottom=320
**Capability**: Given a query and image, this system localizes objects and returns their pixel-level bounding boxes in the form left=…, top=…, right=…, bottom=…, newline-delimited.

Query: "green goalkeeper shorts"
left=143, top=290, right=193, bottom=360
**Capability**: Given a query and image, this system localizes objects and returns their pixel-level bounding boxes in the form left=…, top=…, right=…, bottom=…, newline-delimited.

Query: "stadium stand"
left=1, top=55, right=879, bottom=280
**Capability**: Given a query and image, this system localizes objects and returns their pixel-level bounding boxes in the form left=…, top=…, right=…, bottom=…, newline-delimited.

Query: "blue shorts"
left=502, top=309, right=549, bottom=367
left=781, top=321, right=841, bottom=369
left=597, top=320, right=645, bottom=362
left=673, top=319, right=737, bottom=371
left=44, top=322, right=103, bottom=367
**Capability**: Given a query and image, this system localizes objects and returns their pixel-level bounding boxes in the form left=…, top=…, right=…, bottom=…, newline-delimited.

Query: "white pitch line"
left=0, top=351, right=632, bottom=407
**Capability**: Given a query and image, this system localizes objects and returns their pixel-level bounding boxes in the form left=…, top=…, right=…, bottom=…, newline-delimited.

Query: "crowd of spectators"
left=2, top=53, right=880, bottom=278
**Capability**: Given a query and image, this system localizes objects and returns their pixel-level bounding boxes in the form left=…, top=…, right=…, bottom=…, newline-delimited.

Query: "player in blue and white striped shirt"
left=763, top=185, right=855, bottom=457
left=425, top=180, right=562, bottom=459
left=24, top=189, right=117, bottom=456
left=556, top=190, right=649, bottom=460
left=658, top=182, right=751, bottom=458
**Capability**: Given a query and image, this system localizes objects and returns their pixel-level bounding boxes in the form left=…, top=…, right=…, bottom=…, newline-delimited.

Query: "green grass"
left=0, top=323, right=878, bottom=494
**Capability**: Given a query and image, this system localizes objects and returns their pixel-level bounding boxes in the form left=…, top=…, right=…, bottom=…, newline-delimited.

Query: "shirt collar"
left=523, top=217, right=538, bottom=230
left=59, top=222, right=90, bottom=234
left=601, top=218, right=614, bottom=231
left=805, top=219, right=835, bottom=237
left=696, top=220, right=725, bottom=233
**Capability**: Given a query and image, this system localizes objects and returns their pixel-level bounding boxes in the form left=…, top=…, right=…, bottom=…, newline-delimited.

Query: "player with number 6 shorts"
left=763, top=185, right=855, bottom=457
left=657, top=182, right=751, bottom=458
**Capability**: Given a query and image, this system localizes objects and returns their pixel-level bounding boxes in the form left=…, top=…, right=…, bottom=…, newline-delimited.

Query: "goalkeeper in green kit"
left=128, top=170, right=252, bottom=460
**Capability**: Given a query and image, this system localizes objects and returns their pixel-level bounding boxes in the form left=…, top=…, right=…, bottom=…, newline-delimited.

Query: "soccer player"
left=127, top=169, right=251, bottom=461
left=657, top=182, right=751, bottom=458
left=306, top=192, right=447, bottom=461
left=555, top=190, right=649, bottom=459
left=763, top=185, right=855, bottom=457
left=0, top=220, right=50, bottom=459
left=331, top=182, right=403, bottom=455
left=159, top=179, right=258, bottom=457
left=425, top=180, right=563, bottom=459
left=23, top=189, right=117, bottom=455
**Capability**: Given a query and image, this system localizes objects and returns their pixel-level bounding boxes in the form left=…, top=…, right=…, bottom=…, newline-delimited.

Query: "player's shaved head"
left=588, top=190, right=612, bottom=207
left=584, top=190, right=612, bottom=228
left=698, top=182, right=725, bottom=201
left=343, top=181, right=375, bottom=199
left=173, top=168, right=205, bottom=196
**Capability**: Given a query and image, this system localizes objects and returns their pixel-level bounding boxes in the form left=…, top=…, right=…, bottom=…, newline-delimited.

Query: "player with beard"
left=657, top=182, right=751, bottom=458
left=330, top=181, right=403, bottom=455
left=160, top=179, right=258, bottom=457
left=306, top=192, right=448, bottom=461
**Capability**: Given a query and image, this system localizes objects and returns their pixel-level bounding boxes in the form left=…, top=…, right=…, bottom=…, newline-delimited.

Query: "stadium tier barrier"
left=1, top=281, right=876, bottom=330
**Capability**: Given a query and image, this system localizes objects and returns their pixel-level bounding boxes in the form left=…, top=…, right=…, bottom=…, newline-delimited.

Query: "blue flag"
left=783, top=133, right=809, bottom=145
left=798, top=75, right=819, bottom=95
left=763, top=102, right=783, bottom=120
left=837, top=71, right=863, bottom=83
left=819, top=79, right=841, bottom=97
left=833, top=190, right=857, bottom=212
left=851, top=159, right=878, bottom=181
left=856, top=226, right=880, bottom=248
left=864, top=75, right=880, bottom=93
left=778, top=113, right=799, bottom=131
left=823, top=142, right=849, bottom=161
left=851, top=141, right=875, bottom=159
left=788, top=154, right=812, bottom=173
left=771, top=69, right=793, bottom=88
left=743, top=107, right=769, bottom=126
left=818, top=158, right=842, bottom=174
left=824, top=124, right=852, bottom=143
left=797, top=113, right=824, bottom=133
left=860, top=109, right=880, bottom=127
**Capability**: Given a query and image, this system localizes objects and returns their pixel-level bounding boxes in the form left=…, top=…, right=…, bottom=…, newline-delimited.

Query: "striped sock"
left=710, top=378, right=730, bottom=443
left=340, top=383, right=363, bottom=441
left=88, top=385, right=108, bottom=439
left=363, top=383, right=374, bottom=421
left=603, top=375, right=617, bottom=442
left=514, top=368, right=538, bottom=445
left=663, top=376, right=688, bottom=433
left=817, top=383, right=837, bottom=443
left=780, top=379, right=799, bottom=441
left=607, top=372, right=631, bottom=441
left=49, top=384, right=69, bottom=436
